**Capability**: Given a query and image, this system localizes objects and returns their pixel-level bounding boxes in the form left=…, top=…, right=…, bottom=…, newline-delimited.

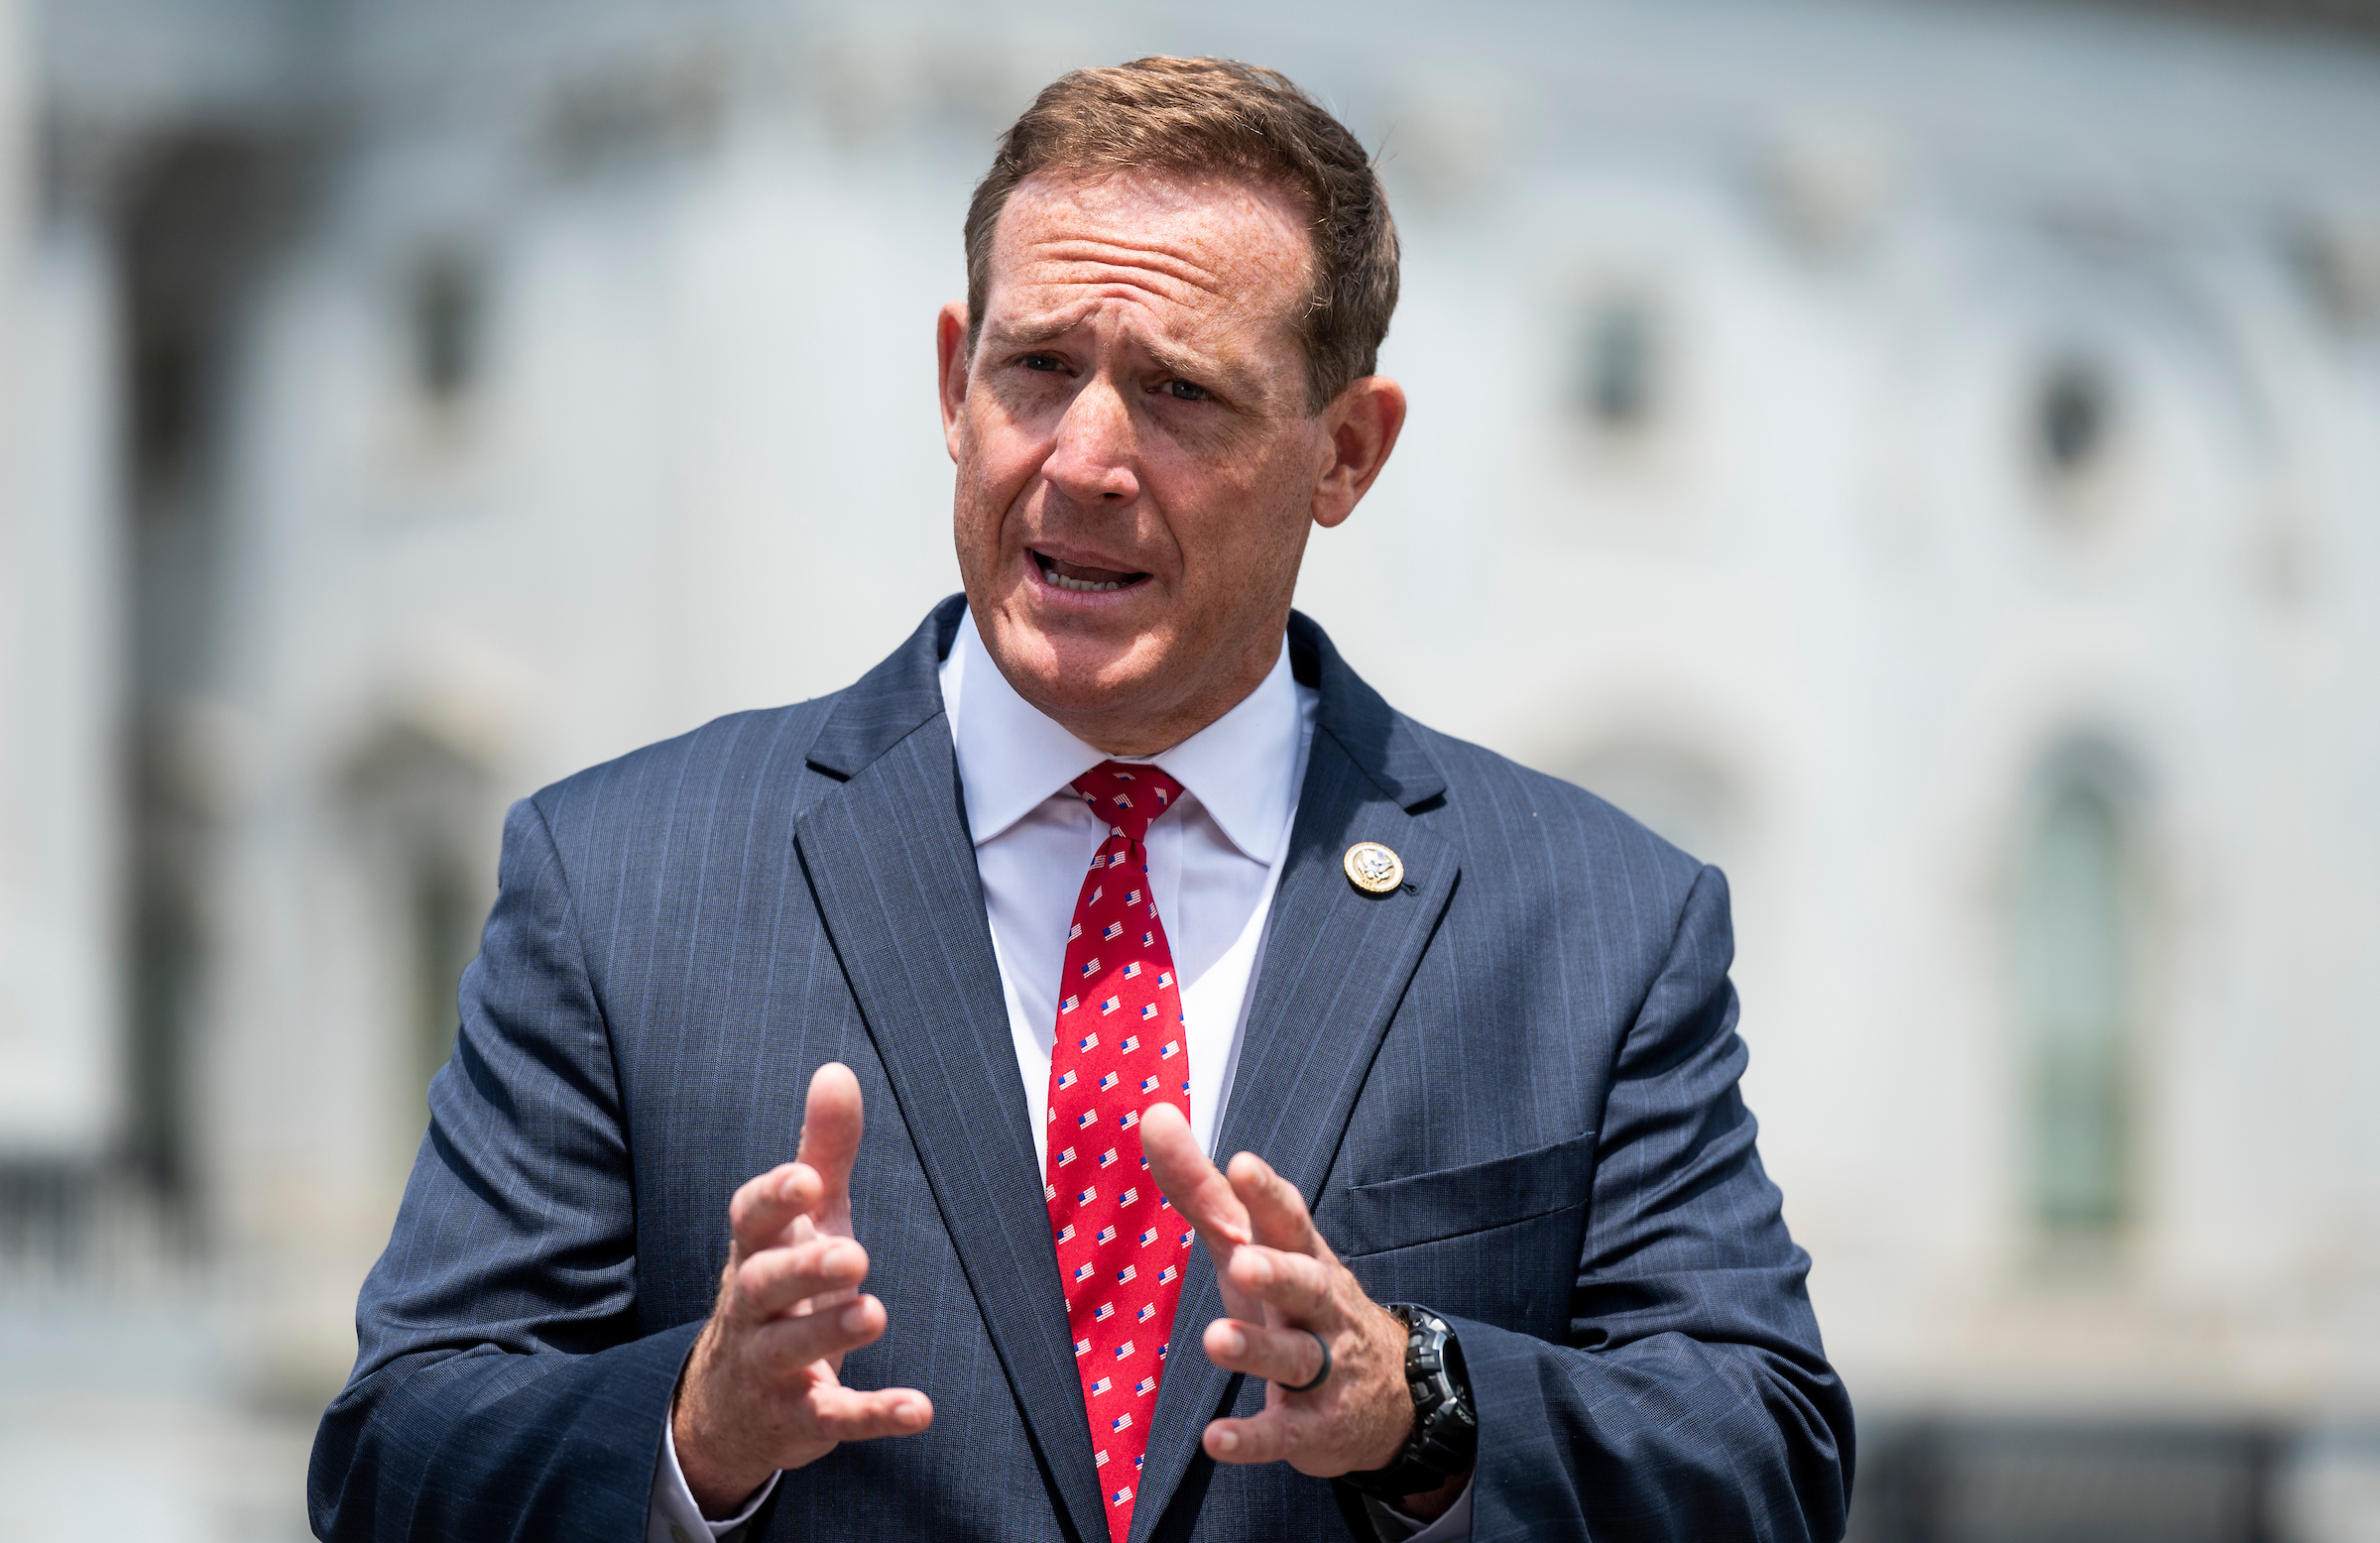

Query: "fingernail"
left=1221, top=1328, right=1246, bottom=1357
left=1214, top=1429, right=1240, bottom=1454
left=893, top=1401, right=920, bottom=1424
left=840, top=1303, right=870, bottom=1333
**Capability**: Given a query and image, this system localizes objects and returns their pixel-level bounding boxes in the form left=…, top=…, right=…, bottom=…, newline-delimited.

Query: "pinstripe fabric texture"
left=308, top=596, right=1852, bottom=1542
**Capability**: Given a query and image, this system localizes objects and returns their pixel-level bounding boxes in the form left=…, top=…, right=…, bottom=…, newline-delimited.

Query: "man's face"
left=939, top=169, right=1392, bottom=754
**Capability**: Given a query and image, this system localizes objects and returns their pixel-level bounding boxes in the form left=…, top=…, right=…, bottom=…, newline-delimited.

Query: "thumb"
left=1140, top=1102, right=1265, bottom=1318
left=1139, top=1103, right=1249, bottom=1249
left=797, top=1062, right=865, bottom=1211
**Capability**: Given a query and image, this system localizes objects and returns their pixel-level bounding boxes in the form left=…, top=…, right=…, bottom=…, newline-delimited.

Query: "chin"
left=987, top=608, right=1167, bottom=710
left=1014, top=625, right=1160, bottom=692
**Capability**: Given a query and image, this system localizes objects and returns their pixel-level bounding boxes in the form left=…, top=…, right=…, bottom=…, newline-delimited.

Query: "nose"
left=1041, top=377, right=1141, bottom=505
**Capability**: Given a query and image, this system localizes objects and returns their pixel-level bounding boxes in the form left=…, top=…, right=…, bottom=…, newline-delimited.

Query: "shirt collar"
left=940, top=608, right=1303, bottom=865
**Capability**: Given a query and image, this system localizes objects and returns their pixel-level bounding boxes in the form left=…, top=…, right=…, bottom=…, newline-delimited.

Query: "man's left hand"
left=1138, top=1102, right=1431, bottom=1489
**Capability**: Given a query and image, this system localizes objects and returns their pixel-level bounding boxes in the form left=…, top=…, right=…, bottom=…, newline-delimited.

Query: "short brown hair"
left=963, top=57, right=1399, bottom=413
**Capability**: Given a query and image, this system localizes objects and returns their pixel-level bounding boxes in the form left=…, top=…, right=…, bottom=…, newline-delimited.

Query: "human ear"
left=936, top=301, right=972, bottom=462
left=1310, top=376, right=1408, bottom=530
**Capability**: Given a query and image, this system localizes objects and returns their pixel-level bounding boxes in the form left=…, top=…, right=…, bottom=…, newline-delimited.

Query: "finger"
left=1226, top=1151, right=1331, bottom=1262
left=736, top=1235, right=871, bottom=1320
left=807, top=1383, right=935, bottom=1444
left=729, top=1162, right=824, bottom=1255
left=747, top=1291, right=889, bottom=1368
left=1141, top=1103, right=1250, bottom=1249
left=1203, top=1406, right=1315, bottom=1466
left=1140, top=1103, right=1267, bottom=1319
left=795, top=1063, right=865, bottom=1226
left=1223, top=1245, right=1338, bottom=1325
left=1202, top=1317, right=1331, bottom=1389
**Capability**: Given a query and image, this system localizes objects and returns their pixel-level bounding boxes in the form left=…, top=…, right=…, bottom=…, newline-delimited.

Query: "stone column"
left=0, top=0, right=127, bottom=1188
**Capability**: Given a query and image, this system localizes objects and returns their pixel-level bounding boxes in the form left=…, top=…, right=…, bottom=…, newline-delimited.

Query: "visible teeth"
left=1047, top=570, right=1126, bottom=593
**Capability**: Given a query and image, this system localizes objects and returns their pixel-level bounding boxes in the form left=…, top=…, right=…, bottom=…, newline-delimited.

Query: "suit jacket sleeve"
left=308, top=795, right=699, bottom=1541
left=1450, top=865, right=1852, bottom=1542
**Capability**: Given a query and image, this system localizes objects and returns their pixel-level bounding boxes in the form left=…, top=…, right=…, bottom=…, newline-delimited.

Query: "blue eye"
left=1166, top=380, right=1208, bottom=402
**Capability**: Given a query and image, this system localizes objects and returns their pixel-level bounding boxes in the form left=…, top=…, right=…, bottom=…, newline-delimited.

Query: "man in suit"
left=309, top=58, right=1851, bottom=1543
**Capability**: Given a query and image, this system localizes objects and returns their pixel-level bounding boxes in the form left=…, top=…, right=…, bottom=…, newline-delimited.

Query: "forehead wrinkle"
left=1021, top=236, right=1228, bottom=297
left=1035, top=267, right=1192, bottom=316
left=989, top=295, right=1171, bottom=351
left=1005, top=255, right=1303, bottom=359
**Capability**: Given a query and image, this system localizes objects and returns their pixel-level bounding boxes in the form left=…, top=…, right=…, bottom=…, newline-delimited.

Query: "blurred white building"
left=5, top=1, right=2380, bottom=1538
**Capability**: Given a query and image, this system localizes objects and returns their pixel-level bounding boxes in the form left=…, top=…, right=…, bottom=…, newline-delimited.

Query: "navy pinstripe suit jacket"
left=308, top=598, right=1852, bottom=1542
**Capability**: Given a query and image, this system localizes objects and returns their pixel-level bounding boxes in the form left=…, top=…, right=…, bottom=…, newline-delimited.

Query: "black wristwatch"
left=1336, top=1304, right=1478, bottom=1503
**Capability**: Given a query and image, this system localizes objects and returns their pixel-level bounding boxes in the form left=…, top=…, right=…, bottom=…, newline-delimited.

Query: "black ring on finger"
left=1278, top=1330, right=1332, bottom=1393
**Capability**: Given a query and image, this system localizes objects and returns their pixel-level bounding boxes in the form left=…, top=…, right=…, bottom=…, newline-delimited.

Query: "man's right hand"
left=671, top=1062, right=935, bottom=1517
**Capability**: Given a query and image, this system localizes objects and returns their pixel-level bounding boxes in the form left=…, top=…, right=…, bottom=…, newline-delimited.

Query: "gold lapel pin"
left=1343, top=841, right=1405, bottom=894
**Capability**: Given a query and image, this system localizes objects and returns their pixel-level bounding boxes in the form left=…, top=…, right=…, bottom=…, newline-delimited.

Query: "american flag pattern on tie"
left=1044, top=761, right=1192, bottom=1543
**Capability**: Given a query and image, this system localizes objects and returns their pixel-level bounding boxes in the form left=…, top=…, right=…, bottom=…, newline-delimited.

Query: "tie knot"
left=1070, top=761, right=1184, bottom=845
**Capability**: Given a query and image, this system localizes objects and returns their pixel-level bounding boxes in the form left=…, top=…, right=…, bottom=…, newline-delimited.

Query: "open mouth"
left=1031, top=549, right=1149, bottom=595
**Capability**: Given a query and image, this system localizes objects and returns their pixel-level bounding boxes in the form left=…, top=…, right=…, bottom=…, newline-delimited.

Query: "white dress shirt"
left=649, top=612, right=1470, bottom=1543
left=944, top=610, right=1313, bottom=1170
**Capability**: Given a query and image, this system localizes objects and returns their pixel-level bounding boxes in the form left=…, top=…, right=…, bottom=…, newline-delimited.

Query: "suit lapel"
left=794, top=599, right=1108, bottom=1543
left=1130, top=621, right=1460, bottom=1542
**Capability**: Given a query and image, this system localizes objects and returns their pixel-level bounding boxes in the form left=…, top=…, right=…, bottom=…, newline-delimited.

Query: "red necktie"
left=1043, top=761, right=1193, bottom=1543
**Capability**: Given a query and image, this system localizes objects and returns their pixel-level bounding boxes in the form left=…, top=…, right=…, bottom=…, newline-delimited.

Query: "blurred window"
left=409, top=853, right=480, bottom=1095
left=343, top=728, right=492, bottom=1114
left=2035, top=359, right=2112, bottom=483
left=2015, top=776, right=2134, bottom=1236
left=127, top=878, right=200, bottom=1205
left=119, top=132, right=295, bottom=513
left=1580, top=300, right=1661, bottom=431
left=411, top=255, right=484, bottom=406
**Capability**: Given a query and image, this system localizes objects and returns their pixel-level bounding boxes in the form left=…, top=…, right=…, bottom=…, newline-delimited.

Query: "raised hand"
left=671, top=1063, right=934, bottom=1516
left=1138, top=1103, right=1452, bottom=1507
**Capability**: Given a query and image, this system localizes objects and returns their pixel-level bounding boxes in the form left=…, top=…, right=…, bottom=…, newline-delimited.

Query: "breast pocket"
left=1330, top=1129, right=1597, bottom=1341
left=1333, top=1128, right=1597, bottom=1255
